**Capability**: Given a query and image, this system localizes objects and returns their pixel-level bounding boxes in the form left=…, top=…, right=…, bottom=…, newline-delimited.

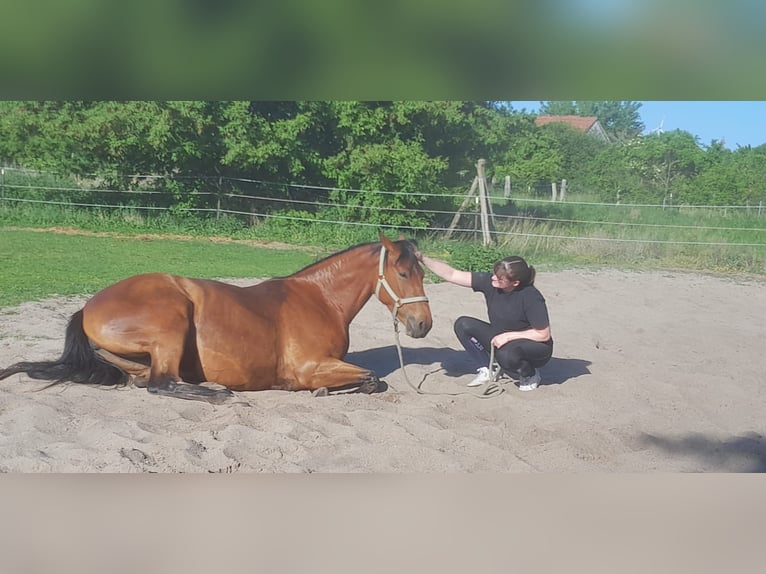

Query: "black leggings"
left=453, top=316, right=553, bottom=377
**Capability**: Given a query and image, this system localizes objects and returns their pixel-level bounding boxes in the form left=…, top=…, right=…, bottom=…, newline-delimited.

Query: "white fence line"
left=1, top=169, right=765, bottom=248
left=3, top=181, right=765, bottom=233
left=3, top=196, right=765, bottom=248
left=3, top=165, right=765, bottom=210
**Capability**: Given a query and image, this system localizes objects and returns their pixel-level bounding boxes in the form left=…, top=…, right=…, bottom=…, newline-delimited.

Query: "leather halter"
left=374, top=245, right=429, bottom=320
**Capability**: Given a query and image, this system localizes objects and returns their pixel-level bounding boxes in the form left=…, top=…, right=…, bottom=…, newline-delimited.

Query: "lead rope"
left=390, top=317, right=503, bottom=398
left=377, top=246, right=503, bottom=399
left=489, top=345, right=502, bottom=382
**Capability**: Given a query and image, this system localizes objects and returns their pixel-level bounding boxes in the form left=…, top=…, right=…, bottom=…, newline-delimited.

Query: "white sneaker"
left=518, top=369, right=541, bottom=391
left=467, top=366, right=491, bottom=387
left=498, top=368, right=520, bottom=381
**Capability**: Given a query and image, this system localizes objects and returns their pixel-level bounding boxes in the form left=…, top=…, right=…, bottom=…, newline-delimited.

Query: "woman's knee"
left=496, top=343, right=551, bottom=370
left=453, top=316, right=477, bottom=338
left=495, top=346, right=524, bottom=370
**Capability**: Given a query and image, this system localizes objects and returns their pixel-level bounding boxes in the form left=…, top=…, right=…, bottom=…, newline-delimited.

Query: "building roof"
left=534, top=115, right=599, bottom=132
left=534, top=114, right=610, bottom=142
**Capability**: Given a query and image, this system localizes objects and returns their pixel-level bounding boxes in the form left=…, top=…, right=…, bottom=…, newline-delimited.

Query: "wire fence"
left=2, top=166, right=765, bottom=248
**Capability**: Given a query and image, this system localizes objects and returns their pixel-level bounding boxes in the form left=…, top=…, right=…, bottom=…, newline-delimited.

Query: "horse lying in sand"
left=0, top=233, right=432, bottom=403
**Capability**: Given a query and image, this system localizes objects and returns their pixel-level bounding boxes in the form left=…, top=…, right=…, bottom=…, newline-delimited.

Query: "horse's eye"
left=398, top=271, right=408, bottom=279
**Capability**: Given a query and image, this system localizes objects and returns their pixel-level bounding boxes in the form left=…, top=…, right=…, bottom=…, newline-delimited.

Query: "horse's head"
left=375, top=233, right=433, bottom=338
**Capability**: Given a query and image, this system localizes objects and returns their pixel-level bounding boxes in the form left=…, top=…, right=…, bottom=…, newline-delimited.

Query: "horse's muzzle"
left=404, top=315, right=432, bottom=338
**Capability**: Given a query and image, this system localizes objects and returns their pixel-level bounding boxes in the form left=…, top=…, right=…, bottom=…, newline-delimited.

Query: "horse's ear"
left=379, top=232, right=397, bottom=253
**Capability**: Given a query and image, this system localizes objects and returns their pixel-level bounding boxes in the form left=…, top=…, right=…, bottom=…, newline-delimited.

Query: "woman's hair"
left=493, top=256, right=536, bottom=286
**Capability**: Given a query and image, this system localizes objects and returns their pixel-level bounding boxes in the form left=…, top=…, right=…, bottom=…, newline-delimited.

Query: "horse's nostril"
left=408, top=318, right=430, bottom=337
left=404, top=315, right=432, bottom=338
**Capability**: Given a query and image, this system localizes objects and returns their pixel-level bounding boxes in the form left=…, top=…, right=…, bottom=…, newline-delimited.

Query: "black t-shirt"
left=471, top=272, right=551, bottom=340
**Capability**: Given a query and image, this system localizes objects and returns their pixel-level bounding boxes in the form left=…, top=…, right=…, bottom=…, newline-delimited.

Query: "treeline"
left=1, top=101, right=765, bottom=226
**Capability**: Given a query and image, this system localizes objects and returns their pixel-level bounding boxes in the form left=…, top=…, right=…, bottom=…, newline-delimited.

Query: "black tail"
left=0, top=309, right=129, bottom=387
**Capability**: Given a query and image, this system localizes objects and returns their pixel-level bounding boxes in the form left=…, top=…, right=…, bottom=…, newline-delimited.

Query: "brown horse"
left=0, top=233, right=432, bottom=403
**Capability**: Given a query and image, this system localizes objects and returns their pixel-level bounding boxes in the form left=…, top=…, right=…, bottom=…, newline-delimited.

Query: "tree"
left=694, top=143, right=766, bottom=205
left=538, top=101, right=577, bottom=115
left=495, top=122, right=563, bottom=188
left=626, top=130, right=704, bottom=203
left=583, top=140, right=645, bottom=203
left=219, top=101, right=336, bottom=184
left=0, top=101, right=229, bottom=177
left=537, top=122, right=608, bottom=192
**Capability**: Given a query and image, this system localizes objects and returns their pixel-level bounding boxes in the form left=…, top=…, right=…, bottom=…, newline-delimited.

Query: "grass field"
left=0, top=228, right=318, bottom=307
left=2, top=194, right=766, bottom=306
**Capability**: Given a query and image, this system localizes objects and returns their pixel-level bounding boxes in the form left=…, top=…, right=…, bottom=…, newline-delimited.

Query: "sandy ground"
left=0, top=268, right=765, bottom=472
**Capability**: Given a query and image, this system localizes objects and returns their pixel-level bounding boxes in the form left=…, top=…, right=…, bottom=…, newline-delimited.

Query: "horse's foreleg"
left=147, top=379, right=234, bottom=404
left=294, top=359, right=380, bottom=395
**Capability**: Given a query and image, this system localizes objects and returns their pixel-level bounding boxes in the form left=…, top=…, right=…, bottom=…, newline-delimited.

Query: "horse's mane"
left=289, top=238, right=418, bottom=278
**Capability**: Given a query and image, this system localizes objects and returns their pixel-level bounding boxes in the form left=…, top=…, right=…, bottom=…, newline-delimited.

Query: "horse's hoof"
left=129, top=375, right=148, bottom=388
left=358, top=375, right=379, bottom=394
left=312, top=387, right=329, bottom=397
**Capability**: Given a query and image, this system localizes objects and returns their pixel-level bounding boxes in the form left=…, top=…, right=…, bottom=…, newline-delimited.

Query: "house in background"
left=534, top=115, right=610, bottom=142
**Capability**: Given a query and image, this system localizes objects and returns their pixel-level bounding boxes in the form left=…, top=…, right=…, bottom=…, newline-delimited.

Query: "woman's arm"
left=416, top=253, right=473, bottom=287
left=491, top=325, right=551, bottom=348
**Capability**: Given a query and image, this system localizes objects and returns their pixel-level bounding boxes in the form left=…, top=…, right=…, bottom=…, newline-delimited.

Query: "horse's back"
left=85, top=273, right=193, bottom=317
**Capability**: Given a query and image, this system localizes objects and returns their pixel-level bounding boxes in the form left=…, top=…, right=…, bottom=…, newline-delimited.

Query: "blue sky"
left=511, top=101, right=766, bottom=149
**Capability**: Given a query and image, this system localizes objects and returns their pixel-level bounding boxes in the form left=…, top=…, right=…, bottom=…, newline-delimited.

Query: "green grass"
left=2, top=196, right=766, bottom=308
left=0, top=229, right=317, bottom=307
left=0, top=203, right=381, bottom=252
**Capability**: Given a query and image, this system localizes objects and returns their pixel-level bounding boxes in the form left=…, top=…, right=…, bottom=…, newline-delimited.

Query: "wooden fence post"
left=216, top=176, right=223, bottom=219
left=551, top=181, right=558, bottom=202
left=476, top=159, right=493, bottom=246
left=504, top=175, right=511, bottom=199
left=560, top=179, right=567, bottom=202
left=445, top=176, right=478, bottom=238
